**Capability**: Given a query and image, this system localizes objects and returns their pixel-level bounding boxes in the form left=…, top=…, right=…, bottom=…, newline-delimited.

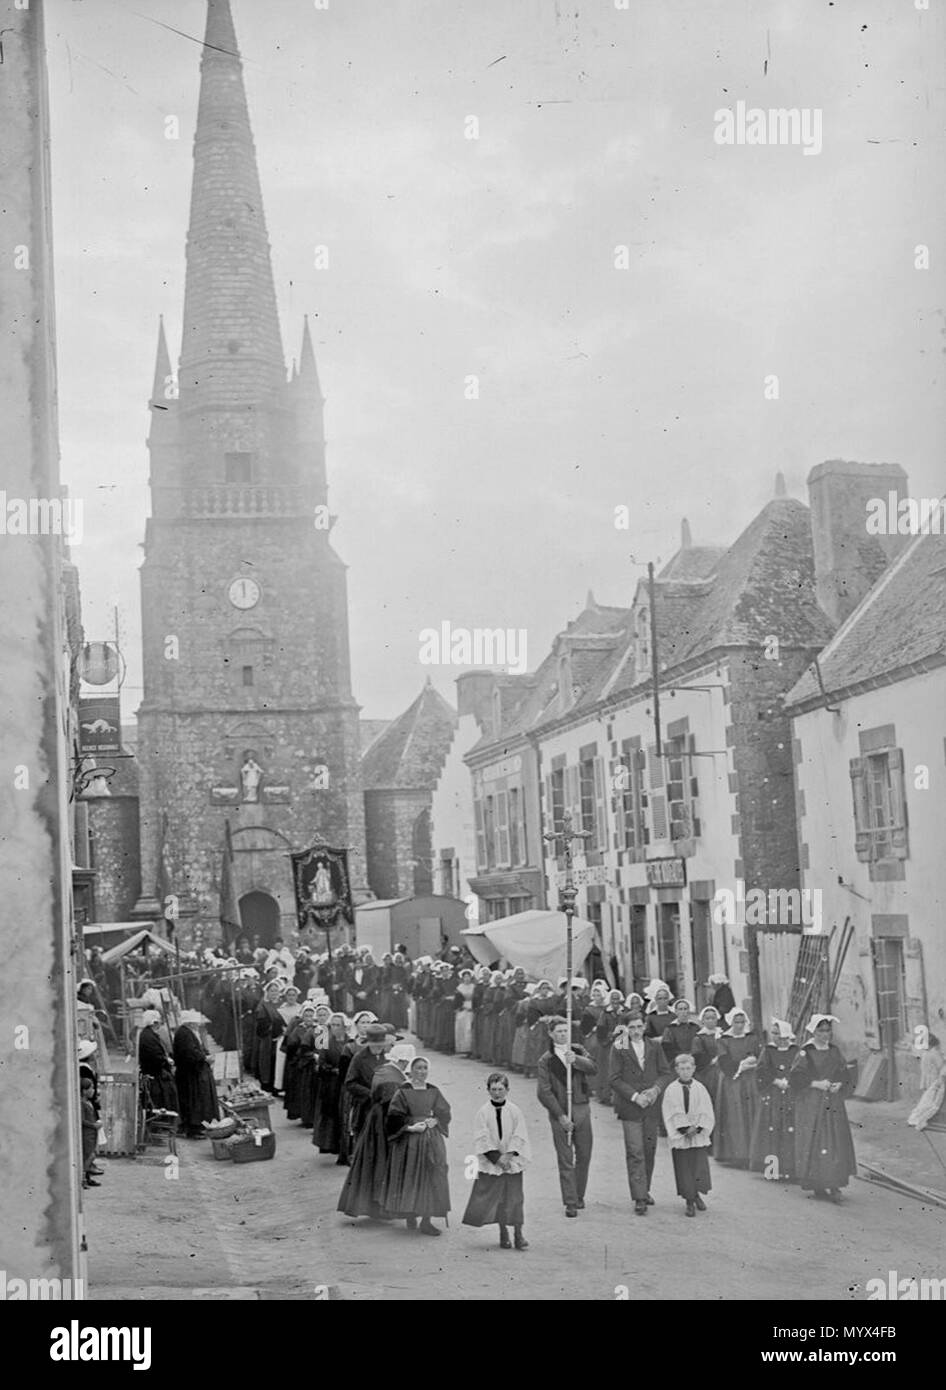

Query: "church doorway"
left=239, top=890, right=281, bottom=949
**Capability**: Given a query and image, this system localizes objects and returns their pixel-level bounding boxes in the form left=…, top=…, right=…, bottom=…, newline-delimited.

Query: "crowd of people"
left=80, top=931, right=936, bottom=1242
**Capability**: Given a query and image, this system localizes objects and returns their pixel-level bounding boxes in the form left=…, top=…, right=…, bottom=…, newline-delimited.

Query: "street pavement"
left=86, top=1037, right=946, bottom=1301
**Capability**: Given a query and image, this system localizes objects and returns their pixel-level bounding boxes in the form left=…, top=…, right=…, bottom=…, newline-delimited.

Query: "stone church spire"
left=179, top=0, right=285, bottom=413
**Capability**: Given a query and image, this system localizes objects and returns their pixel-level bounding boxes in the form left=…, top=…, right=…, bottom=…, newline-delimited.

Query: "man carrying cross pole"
left=537, top=810, right=596, bottom=1217
left=537, top=1015, right=596, bottom=1216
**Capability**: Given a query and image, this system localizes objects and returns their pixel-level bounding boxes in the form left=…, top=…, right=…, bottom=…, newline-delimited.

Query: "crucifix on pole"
left=543, top=809, right=592, bottom=1131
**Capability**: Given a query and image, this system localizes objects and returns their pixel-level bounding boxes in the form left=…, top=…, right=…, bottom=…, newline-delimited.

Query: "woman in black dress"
left=254, top=981, right=286, bottom=1093
left=691, top=1005, right=722, bottom=1101
left=749, top=1018, right=799, bottom=1181
left=661, top=997, right=702, bottom=1068
left=138, top=1009, right=179, bottom=1113
left=172, top=1012, right=220, bottom=1138
left=789, top=1015, right=857, bottom=1202
left=312, top=1013, right=355, bottom=1160
left=714, top=1008, right=760, bottom=1167
left=384, top=1057, right=452, bottom=1236
left=643, top=981, right=675, bottom=1043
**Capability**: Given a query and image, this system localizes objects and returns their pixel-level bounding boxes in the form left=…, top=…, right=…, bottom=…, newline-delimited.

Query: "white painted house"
left=785, top=520, right=946, bottom=1092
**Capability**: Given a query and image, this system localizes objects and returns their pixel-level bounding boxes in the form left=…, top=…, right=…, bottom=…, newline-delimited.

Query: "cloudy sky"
left=47, top=0, right=945, bottom=720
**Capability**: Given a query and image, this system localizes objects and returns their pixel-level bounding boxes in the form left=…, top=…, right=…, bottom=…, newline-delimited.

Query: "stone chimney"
left=455, top=670, right=497, bottom=732
left=807, top=460, right=909, bottom=628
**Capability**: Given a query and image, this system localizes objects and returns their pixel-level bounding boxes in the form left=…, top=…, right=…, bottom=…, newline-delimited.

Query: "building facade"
left=362, top=681, right=457, bottom=900
left=134, top=0, right=366, bottom=946
left=786, top=513, right=945, bottom=1092
left=467, top=490, right=849, bottom=1020
left=0, top=0, right=84, bottom=1291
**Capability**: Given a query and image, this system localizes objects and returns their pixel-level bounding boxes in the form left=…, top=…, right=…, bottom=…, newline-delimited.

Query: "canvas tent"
left=83, top=922, right=159, bottom=952
left=99, top=929, right=176, bottom=965
left=461, top=909, right=595, bottom=982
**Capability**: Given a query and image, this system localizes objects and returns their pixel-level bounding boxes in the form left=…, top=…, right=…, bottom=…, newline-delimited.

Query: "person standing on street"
left=344, top=1022, right=394, bottom=1142
left=463, top=1072, right=531, bottom=1250
left=536, top=1016, right=596, bottom=1218
left=609, top=1014, right=672, bottom=1214
left=662, top=1051, right=715, bottom=1216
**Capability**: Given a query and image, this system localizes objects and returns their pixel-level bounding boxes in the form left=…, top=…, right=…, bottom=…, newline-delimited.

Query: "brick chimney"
left=807, top=460, right=909, bottom=628
left=455, top=671, right=497, bottom=732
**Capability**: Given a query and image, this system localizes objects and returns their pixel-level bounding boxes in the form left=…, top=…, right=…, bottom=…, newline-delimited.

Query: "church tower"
left=135, top=0, right=366, bottom=944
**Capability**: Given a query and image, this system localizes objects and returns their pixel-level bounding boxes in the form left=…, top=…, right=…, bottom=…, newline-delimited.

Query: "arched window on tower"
left=225, top=626, right=273, bottom=690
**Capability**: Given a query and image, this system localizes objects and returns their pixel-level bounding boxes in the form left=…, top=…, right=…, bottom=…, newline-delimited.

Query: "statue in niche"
left=240, top=751, right=264, bottom=803
left=308, top=860, right=336, bottom=907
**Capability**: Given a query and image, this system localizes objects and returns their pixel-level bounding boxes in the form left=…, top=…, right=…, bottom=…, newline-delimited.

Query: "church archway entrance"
left=239, top=890, right=281, bottom=948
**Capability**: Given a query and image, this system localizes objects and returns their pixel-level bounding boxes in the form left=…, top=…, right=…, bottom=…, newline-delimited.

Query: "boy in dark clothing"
left=80, top=1078, right=101, bottom=1188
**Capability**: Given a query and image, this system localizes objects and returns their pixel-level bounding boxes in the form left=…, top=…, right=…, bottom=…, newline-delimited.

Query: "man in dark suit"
left=610, top=1014, right=672, bottom=1214
left=537, top=1016, right=597, bottom=1217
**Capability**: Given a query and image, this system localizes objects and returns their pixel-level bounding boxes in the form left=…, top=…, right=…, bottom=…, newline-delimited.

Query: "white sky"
left=47, top=0, right=946, bottom=721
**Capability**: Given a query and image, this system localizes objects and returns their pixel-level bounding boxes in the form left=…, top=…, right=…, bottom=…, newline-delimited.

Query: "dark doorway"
left=690, top=900, right=712, bottom=1010
left=658, top=903, right=681, bottom=999
left=239, top=890, right=281, bottom=948
left=629, top=905, right=648, bottom=995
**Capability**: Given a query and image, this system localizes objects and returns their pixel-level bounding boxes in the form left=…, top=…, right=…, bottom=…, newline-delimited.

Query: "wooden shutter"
left=474, top=797, right=487, bottom=870
left=545, top=776, right=555, bottom=838
left=887, top=747, right=909, bottom=859
left=904, top=935, right=927, bottom=1043
left=648, top=745, right=668, bottom=839
left=651, top=791, right=668, bottom=841
left=496, top=790, right=511, bottom=866
left=565, top=764, right=581, bottom=830
left=849, top=756, right=871, bottom=861
left=594, top=756, right=607, bottom=851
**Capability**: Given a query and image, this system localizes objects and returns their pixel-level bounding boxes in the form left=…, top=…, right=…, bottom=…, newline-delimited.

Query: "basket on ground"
left=227, top=1130, right=276, bottom=1163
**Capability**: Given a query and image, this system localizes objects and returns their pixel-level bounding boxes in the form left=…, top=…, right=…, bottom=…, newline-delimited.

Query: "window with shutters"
left=850, top=747, right=908, bottom=862
left=619, top=743, right=648, bottom=851
left=666, top=733, right=701, bottom=840
left=496, top=790, right=511, bottom=867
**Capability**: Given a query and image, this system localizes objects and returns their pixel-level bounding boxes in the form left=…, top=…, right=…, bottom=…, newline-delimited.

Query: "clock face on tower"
left=228, top=576, right=261, bottom=610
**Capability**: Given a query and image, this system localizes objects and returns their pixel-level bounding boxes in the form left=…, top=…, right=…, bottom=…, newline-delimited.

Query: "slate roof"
left=659, top=498, right=834, bottom=666
left=785, top=521, right=946, bottom=708
left=359, top=719, right=392, bottom=755
left=471, top=497, right=836, bottom=755
left=361, top=681, right=458, bottom=790
left=466, top=601, right=629, bottom=755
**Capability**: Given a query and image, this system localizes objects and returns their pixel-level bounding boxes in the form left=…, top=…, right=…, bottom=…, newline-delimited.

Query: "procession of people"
left=82, top=930, right=870, bottom=1242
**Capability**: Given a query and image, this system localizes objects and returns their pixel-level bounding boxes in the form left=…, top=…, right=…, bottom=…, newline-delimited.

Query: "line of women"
left=685, top=1004, right=858, bottom=1201
left=255, top=986, right=388, bottom=1164
left=337, top=1043, right=534, bottom=1250
left=337, top=1042, right=452, bottom=1235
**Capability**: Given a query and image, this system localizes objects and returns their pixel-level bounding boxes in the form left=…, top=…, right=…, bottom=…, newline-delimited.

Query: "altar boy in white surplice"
left=462, top=1072, right=532, bottom=1251
left=661, top=1052, right=715, bottom=1218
